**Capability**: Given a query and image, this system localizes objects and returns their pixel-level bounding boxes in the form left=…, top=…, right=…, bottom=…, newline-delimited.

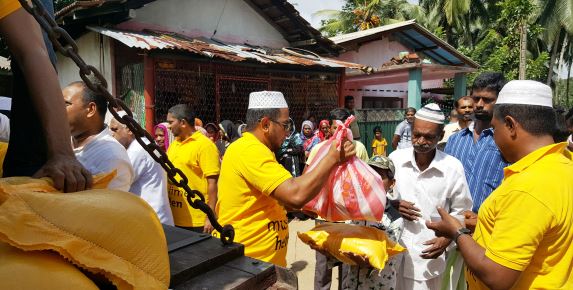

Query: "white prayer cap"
left=248, top=91, right=288, bottom=109
left=415, top=103, right=445, bottom=124
left=497, top=80, right=553, bottom=108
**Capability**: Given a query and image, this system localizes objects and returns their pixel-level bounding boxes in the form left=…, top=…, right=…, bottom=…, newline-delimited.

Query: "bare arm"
left=0, top=9, right=91, bottom=192
left=427, top=208, right=521, bottom=290
left=391, top=135, right=400, bottom=150
left=203, top=176, right=218, bottom=233
left=272, top=139, right=355, bottom=209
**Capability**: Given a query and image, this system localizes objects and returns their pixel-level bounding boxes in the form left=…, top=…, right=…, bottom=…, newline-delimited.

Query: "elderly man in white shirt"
left=109, top=111, right=174, bottom=225
left=63, top=81, right=134, bottom=192
left=389, top=103, right=473, bottom=290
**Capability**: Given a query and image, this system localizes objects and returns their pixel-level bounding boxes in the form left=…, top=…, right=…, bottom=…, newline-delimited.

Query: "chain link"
left=18, top=0, right=234, bottom=245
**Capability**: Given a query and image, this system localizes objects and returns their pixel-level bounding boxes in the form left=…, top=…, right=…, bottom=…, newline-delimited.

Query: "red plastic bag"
left=303, top=116, right=387, bottom=222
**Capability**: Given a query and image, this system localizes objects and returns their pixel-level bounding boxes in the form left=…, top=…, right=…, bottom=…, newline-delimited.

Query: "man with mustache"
left=440, top=96, right=474, bottom=144
left=428, top=80, right=573, bottom=290
left=389, top=103, right=472, bottom=290
left=444, top=72, right=508, bottom=230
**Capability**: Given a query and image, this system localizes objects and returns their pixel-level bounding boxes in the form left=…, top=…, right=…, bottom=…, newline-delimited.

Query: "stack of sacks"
left=298, top=223, right=405, bottom=270
left=0, top=172, right=170, bottom=290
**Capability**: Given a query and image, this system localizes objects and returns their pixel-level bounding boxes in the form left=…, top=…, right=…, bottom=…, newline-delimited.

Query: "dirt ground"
left=286, top=219, right=340, bottom=290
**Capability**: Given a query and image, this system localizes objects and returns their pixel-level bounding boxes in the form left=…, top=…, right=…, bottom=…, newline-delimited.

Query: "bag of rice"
left=298, top=223, right=405, bottom=270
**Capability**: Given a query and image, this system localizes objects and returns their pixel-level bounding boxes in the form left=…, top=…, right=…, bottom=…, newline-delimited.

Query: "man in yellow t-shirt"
left=427, top=80, right=573, bottom=290
left=214, top=91, right=356, bottom=266
left=166, top=104, right=220, bottom=233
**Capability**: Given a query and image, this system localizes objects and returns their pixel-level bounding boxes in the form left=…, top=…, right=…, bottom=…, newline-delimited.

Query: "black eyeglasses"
left=270, top=119, right=292, bottom=132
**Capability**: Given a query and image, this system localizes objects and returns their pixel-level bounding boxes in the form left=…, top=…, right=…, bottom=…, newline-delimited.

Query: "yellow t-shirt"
left=0, top=0, right=20, bottom=20
left=371, top=138, right=387, bottom=157
left=213, top=132, right=292, bottom=266
left=167, top=131, right=220, bottom=227
left=467, top=143, right=573, bottom=290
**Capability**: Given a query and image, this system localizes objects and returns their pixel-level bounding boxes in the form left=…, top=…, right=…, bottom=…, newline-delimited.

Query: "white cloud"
left=288, top=0, right=344, bottom=29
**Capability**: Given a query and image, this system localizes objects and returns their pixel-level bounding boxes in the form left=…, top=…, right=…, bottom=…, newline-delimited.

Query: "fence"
left=355, top=109, right=405, bottom=157
left=153, top=59, right=342, bottom=130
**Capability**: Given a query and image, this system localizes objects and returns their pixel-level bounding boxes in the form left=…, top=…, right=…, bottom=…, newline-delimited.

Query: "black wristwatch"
left=454, top=228, right=472, bottom=244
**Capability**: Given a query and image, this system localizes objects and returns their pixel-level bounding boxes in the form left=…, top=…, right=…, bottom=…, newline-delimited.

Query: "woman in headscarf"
left=153, top=122, right=174, bottom=152
left=277, top=118, right=304, bottom=177
left=205, top=122, right=226, bottom=158
left=300, top=120, right=320, bottom=156
left=317, top=119, right=331, bottom=141
left=219, top=120, right=240, bottom=147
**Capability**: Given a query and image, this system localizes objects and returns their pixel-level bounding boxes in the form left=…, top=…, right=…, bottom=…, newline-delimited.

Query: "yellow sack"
left=0, top=242, right=99, bottom=290
left=298, top=223, right=406, bottom=270
left=0, top=172, right=170, bottom=290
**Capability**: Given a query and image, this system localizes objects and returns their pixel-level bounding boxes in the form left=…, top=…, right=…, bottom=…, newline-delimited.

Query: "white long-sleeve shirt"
left=126, top=138, right=174, bottom=226
left=389, top=147, right=473, bottom=281
left=74, top=127, right=134, bottom=192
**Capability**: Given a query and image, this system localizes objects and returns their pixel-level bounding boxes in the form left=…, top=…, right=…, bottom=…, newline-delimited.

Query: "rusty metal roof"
left=56, top=0, right=342, bottom=56
left=87, top=26, right=368, bottom=70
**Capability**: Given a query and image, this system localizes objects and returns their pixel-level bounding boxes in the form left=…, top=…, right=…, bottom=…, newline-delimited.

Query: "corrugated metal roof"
left=330, top=20, right=417, bottom=44
left=87, top=26, right=368, bottom=70
left=330, top=20, right=479, bottom=68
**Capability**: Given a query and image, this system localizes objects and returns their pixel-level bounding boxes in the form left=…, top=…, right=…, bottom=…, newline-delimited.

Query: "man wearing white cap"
left=389, top=103, right=472, bottom=290
left=214, top=91, right=356, bottom=266
left=428, top=80, right=573, bottom=290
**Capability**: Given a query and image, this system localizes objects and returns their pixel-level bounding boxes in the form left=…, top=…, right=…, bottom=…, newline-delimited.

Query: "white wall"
left=120, top=0, right=289, bottom=48
left=337, top=38, right=410, bottom=68
left=57, top=32, right=114, bottom=93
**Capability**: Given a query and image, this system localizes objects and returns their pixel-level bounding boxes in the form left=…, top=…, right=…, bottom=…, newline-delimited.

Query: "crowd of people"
left=35, top=72, right=573, bottom=290
left=3, top=1, right=573, bottom=289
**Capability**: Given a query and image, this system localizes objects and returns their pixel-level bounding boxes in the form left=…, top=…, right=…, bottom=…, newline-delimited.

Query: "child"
left=343, top=155, right=404, bottom=290
left=371, top=126, right=388, bottom=157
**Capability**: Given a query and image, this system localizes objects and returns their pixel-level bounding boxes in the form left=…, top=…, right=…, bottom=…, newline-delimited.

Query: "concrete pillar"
left=408, top=68, right=422, bottom=109
left=454, top=73, right=468, bottom=100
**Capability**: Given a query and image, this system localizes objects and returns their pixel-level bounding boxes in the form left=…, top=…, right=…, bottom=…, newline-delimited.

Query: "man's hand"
left=420, top=236, right=452, bottom=259
left=33, top=154, right=93, bottom=193
left=464, top=210, right=478, bottom=232
left=391, top=199, right=422, bottom=221
left=327, top=138, right=356, bottom=164
left=203, top=218, right=214, bottom=234
left=426, top=207, right=464, bottom=240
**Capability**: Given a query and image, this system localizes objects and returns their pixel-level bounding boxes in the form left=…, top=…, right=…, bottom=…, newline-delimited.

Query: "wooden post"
left=338, top=69, right=346, bottom=107
left=454, top=73, right=467, bottom=100
left=407, top=68, right=422, bottom=109
left=144, top=54, right=155, bottom=133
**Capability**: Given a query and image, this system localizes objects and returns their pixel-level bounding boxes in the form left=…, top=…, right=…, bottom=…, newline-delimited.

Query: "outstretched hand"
left=425, top=207, right=464, bottom=240
left=33, top=154, right=93, bottom=193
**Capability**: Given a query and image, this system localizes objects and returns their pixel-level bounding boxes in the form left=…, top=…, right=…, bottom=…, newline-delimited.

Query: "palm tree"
left=536, top=0, right=573, bottom=86
left=316, top=0, right=421, bottom=36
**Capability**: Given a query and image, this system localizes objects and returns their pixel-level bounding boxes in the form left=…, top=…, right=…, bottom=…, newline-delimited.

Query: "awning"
left=88, top=26, right=370, bottom=71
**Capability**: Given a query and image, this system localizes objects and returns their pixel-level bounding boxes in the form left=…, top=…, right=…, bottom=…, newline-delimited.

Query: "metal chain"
left=18, top=0, right=234, bottom=245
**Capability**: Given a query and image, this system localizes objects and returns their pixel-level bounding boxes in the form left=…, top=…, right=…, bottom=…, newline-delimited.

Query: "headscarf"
left=300, top=120, right=314, bottom=137
left=300, top=120, right=319, bottom=152
left=317, top=119, right=331, bottom=141
left=153, top=122, right=174, bottom=152
left=219, top=120, right=240, bottom=142
left=237, top=124, right=247, bottom=137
